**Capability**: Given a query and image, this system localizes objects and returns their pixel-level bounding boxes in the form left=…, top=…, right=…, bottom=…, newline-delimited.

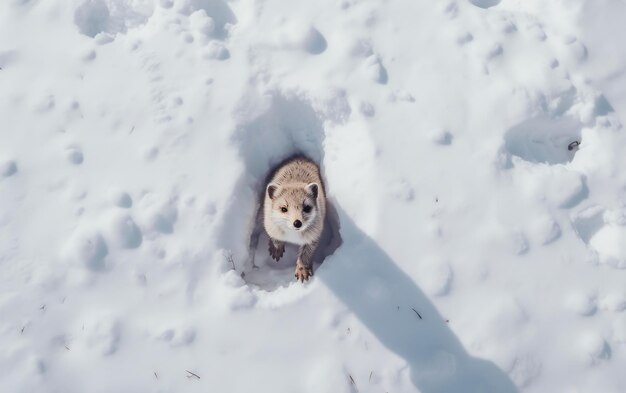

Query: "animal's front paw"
left=268, top=240, right=285, bottom=261
left=294, top=264, right=313, bottom=283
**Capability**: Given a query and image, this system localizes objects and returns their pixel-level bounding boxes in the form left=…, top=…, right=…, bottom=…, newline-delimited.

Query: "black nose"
left=293, top=220, right=302, bottom=228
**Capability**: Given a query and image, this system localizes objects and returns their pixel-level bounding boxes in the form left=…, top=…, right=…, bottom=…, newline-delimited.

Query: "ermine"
left=263, top=155, right=326, bottom=282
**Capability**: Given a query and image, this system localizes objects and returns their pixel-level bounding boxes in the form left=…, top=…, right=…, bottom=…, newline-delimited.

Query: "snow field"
left=1, top=0, right=626, bottom=392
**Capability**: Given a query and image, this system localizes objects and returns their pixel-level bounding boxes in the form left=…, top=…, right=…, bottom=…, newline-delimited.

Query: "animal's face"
left=267, top=183, right=319, bottom=232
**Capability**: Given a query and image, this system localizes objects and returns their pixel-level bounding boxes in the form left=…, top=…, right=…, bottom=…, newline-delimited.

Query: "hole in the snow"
left=504, top=116, right=583, bottom=165
left=246, top=200, right=342, bottom=291
left=595, top=95, right=614, bottom=116
left=469, top=0, right=501, bottom=9
left=217, top=92, right=342, bottom=291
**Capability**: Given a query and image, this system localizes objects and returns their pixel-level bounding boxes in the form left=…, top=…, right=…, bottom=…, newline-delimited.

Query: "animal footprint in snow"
left=526, top=24, right=547, bottom=41
left=1, top=159, right=17, bottom=178
left=561, top=36, right=588, bottom=64
left=456, top=32, right=473, bottom=46
left=82, top=50, right=97, bottom=62
left=203, top=41, right=230, bottom=60
left=565, top=293, right=597, bottom=317
left=109, top=189, right=132, bottom=208
left=363, top=55, right=388, bottom=84
left=66, top=146, right=84, bottom=165
left=297, top=27, right=327, bottom=55
left=468, top=0, right=501, bottom=9
left=529, top=215, right=561, bottom=245
left=139, top=197, right=178, bottom=234
left=80, top=316, right=121, bottom=356
left=429, top=128, right=453, bottom=145
left=64, top=228, right=108, bottom=271
left=509, top=231, right=529, bottom=255
left=599, top=293, right=626, bottom=312
left=485, top=43, right=503, bottom=60
left=579, top=332, right=611, bottom=365
left=359, top=101, right=375, bottom=117
left=442, top=1, right=458, bottom=18
left=105, top=212, right=142, bottom=249
left=156, top=327, right=196, bottom=347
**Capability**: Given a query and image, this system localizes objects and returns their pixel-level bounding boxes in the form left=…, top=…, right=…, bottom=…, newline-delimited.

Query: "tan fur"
left=263, top=156, right=326, bottom=282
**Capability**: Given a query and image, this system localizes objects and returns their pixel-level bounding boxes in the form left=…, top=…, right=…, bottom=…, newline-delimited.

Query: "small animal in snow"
left=263, top=155, right=326, bottom=282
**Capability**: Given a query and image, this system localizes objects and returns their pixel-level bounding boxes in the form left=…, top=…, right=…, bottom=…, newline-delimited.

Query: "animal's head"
left=266, top=182, right=320, bottom=232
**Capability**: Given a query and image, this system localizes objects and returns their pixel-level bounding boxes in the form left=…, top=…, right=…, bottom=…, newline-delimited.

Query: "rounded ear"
left=306, top=183, right=319, bottom=199
left=267, top=184, right=278, bottom=199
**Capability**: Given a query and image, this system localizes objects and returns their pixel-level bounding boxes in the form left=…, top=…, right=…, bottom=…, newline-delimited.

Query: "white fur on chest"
left=273, top=228, right=309, bottom=246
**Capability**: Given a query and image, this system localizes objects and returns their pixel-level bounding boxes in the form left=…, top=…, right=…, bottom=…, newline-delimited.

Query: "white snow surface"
left=1, top=0, right=626, bottom=392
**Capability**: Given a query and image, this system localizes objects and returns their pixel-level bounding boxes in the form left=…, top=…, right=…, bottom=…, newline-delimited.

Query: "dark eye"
left=280, top=207, right=288, bottom=213
left=303, top=205, right=312, bottom=213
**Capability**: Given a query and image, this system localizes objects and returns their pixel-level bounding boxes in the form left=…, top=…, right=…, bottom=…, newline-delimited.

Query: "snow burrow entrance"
left=245, top=203, right=342, bottom=291
left=504, top=116, right=583, bottom=165
left=220, top=92, right=342, bottom=291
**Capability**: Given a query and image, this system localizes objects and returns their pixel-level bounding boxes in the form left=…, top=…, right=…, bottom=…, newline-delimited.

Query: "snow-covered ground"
left=1, top=0, right=626, bottom=392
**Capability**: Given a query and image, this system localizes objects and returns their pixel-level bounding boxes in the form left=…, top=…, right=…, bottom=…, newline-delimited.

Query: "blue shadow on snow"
left=317, top=205, right=519, bottom=393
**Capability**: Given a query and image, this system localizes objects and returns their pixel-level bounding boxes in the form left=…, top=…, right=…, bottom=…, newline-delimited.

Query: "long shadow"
left=317, top=206, right=519, bottom=393
left=219, top=90, right=516, bottom=391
